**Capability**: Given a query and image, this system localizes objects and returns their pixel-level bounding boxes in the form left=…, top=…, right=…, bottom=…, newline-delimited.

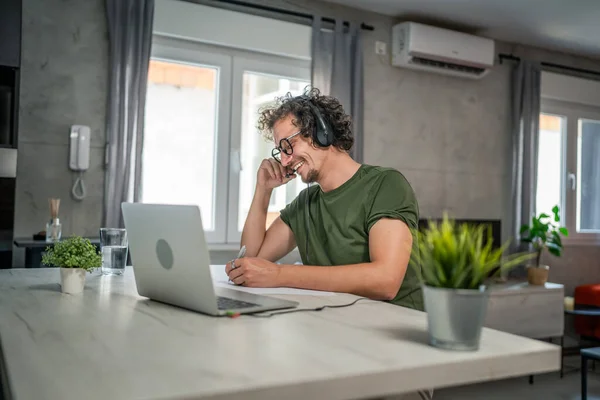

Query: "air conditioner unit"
left=391, top=22, right=495, bottom=79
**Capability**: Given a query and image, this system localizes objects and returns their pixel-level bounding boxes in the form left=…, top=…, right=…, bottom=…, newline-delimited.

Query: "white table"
left=0, top=266, right=561, bottom=400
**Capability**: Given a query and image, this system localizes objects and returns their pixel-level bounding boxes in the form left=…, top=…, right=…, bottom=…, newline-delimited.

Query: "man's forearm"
left=240, top=187, right=272, bottom=257
left=276, top=263, right=402, bottom=300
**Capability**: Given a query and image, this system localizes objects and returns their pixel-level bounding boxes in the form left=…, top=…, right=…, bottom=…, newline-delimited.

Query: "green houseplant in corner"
left=42, top=236, right=102, bottom=294
left=519, top=205, right=569, bottom=285
left=411, top=214, right=534, bottom=351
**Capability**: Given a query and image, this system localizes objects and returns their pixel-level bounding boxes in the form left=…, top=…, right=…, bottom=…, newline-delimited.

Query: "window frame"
left=540, top=98, right=600, bottom=245
left=145, top=35, right=310, bottom=247
left=147, top=36, right=232, bottom=244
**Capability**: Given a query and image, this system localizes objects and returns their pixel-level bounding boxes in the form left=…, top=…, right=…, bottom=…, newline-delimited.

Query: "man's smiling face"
left=272, top=114, right=323, bottom=184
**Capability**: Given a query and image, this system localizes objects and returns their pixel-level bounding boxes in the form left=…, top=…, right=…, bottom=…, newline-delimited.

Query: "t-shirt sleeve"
left=365, top=170, right=419, bottom=232
left=279, top=199, right=295, bottom=228
left=279, top=186, right=305, bottom=229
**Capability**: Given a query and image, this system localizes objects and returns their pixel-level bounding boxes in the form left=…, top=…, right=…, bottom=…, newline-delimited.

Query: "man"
left=226, top=88, right=424, bottom=311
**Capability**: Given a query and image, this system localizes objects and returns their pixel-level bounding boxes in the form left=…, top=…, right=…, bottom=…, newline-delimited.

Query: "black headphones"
left=298, top=95, right=334, bottom=147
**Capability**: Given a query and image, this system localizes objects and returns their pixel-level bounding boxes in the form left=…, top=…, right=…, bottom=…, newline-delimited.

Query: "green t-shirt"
left=279, top=164, right=424, bottom=311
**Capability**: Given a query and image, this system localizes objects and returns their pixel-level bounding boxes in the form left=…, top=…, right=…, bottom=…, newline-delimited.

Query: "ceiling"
left=321, top=0, right=600, bottom=59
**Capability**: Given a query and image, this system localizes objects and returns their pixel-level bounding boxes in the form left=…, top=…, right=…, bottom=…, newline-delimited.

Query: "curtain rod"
left=207, top=0, right=375, bottom=31
left=498, top=53, right=600, bottom=79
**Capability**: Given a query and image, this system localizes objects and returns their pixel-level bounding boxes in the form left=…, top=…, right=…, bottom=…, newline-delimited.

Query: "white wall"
left=154, top=0, right=311, bottom=60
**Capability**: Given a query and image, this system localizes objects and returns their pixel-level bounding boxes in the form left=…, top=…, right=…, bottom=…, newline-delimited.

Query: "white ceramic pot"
left=60, top=267, right=86, bottom=294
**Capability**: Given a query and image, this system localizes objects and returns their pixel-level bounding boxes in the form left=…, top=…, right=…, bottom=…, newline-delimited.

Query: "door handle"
left=568, top=172, right=576, bottom=191
left=231, top=149, right=243, bottom=173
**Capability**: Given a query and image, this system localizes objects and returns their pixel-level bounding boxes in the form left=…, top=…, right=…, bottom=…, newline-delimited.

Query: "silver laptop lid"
left=121, top=203, right=219, bottom=314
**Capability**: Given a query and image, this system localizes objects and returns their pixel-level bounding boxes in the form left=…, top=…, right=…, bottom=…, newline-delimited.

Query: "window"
left=536, top=113, right=565, bottom=220
left=578, top=119, right=600, bottom=233
left=143, top=37, right=310, bottom=245
left=537, top=100, right=600, bottom=244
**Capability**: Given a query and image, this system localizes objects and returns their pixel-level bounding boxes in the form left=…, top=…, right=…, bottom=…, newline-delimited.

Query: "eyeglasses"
left=271, top=131, right=301, bottom=163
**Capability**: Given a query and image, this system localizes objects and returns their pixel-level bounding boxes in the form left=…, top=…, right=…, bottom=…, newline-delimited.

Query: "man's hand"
left=225, top=257, right=282, bottom=287
left=257, top=158, right=295, bottom=190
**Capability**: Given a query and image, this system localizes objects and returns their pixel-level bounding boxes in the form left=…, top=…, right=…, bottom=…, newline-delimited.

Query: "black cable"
left=247, top=297, right=371, bottom=318
left=305, top=182, right=310, bottom=265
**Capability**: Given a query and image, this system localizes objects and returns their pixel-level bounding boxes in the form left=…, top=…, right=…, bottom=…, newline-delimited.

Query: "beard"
left=302, top=168, right=319, bottom=184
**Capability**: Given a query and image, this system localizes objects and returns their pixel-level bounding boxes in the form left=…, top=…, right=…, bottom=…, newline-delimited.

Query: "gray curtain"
left=103, top=0, right=154, bottom=228
left=311, top=16, right=364, bottom=163
left=580, top=122, right=600, bottom=230
left=510, top=60, right=542, bottom=251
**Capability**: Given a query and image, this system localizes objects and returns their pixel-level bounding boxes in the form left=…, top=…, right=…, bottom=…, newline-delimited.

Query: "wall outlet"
left=375, top=41, right=387, bottom=55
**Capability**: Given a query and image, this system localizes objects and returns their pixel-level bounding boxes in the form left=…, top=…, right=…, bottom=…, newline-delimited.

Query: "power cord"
left=223, top=182, right=374, bottom=318
left=226, top=297, right=372, bottom=318
left=71, top=171, right=87, bottom=201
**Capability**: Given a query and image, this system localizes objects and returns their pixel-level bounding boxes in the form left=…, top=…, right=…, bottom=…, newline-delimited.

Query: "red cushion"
left=575, top=284, right=600, bottom=307
left=574, top=284, right=600, bottom=339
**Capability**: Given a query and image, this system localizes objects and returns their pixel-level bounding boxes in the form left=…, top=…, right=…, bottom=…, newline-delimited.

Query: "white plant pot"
left=60, top=267, right=86, bottom=294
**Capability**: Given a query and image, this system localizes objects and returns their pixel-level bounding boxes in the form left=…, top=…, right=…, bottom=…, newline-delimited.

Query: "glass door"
left=227, top=57, right=310, bottom=243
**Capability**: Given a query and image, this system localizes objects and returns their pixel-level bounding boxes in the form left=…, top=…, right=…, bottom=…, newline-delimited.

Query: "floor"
left=434, top=357, right=600, bottom=400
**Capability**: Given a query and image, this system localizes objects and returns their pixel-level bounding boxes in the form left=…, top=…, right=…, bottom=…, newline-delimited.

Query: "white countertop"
left=0, top=267, right=561, bottom=400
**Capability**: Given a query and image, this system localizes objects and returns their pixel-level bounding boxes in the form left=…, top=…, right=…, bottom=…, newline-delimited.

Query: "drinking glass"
left=100, top=228, right=128, bottom=276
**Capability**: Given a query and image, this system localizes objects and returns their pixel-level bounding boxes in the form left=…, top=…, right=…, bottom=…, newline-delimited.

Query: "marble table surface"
left=0, top=266, right=561, bottom=400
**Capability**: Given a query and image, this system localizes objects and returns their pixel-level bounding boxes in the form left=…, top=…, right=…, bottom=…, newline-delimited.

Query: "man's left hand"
left=225, top=257, right=281, bottom=287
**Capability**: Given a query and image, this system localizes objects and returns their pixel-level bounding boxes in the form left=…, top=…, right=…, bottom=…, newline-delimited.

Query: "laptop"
left=121, top=203, right=298, bottom=316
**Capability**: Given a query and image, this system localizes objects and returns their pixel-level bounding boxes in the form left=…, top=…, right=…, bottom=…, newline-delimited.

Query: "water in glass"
left=100, top=228, right=128, bottom=275
left=102, top=245, right=128, bottom=275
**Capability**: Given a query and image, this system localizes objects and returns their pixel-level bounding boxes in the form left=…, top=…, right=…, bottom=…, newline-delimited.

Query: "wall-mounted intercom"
left=69, top=125, right=90, bottom=171
left=69, top=125, right=90, bottom=201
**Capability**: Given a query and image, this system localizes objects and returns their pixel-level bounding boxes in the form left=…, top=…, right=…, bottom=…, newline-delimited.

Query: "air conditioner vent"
left=411, top=56, right=486, bottom=76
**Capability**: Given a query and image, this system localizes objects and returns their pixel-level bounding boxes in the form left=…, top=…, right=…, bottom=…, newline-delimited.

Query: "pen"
left=231, top=245, right=246, bottom=269
left=228, top=246, right=246, bottom=284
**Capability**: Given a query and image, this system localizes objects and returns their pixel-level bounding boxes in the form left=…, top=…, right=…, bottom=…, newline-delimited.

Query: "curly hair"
left=256, top=87, right=354, bottom=152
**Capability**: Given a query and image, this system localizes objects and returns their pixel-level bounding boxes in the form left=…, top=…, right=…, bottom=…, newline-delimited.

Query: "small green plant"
left=411, top=214, right=535, bottom=289
left=41, top=236, right=102, bottom=272
left=520, top=205, right=569, bottom=267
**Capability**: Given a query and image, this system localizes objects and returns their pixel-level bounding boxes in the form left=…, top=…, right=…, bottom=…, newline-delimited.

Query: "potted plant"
left=41, top=236, right=102, bottom=294
left=519, top=205, right=569, bottom=285
left=411, top=214, right=534, bottom=351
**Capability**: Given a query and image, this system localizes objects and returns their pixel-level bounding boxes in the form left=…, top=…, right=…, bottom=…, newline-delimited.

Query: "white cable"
left=71, top=171, right=87, bottom=201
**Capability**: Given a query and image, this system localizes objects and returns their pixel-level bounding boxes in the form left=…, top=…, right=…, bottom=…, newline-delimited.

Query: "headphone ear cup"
left=315, top=124, right=330, bottom=147
left=308, top=102, right=333, bottom=147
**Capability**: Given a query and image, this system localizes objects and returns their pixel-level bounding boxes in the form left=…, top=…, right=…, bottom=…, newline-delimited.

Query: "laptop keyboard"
left=217, top=296, right=259, bottom=310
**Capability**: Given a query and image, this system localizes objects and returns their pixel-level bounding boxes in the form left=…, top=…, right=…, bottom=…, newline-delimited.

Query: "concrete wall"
left=12, top=0, right=108, bottom=266
left=12, top=0, right=600, bottom=283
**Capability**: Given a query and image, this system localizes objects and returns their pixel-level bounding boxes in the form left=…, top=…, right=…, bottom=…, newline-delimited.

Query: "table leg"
left=529, top=375, right=533, bottom=384
left=560, top=335, right=564, bottom=378
left=582, top=355, right=587, bottom=400
left=24, top=248, right=33, bottom=268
